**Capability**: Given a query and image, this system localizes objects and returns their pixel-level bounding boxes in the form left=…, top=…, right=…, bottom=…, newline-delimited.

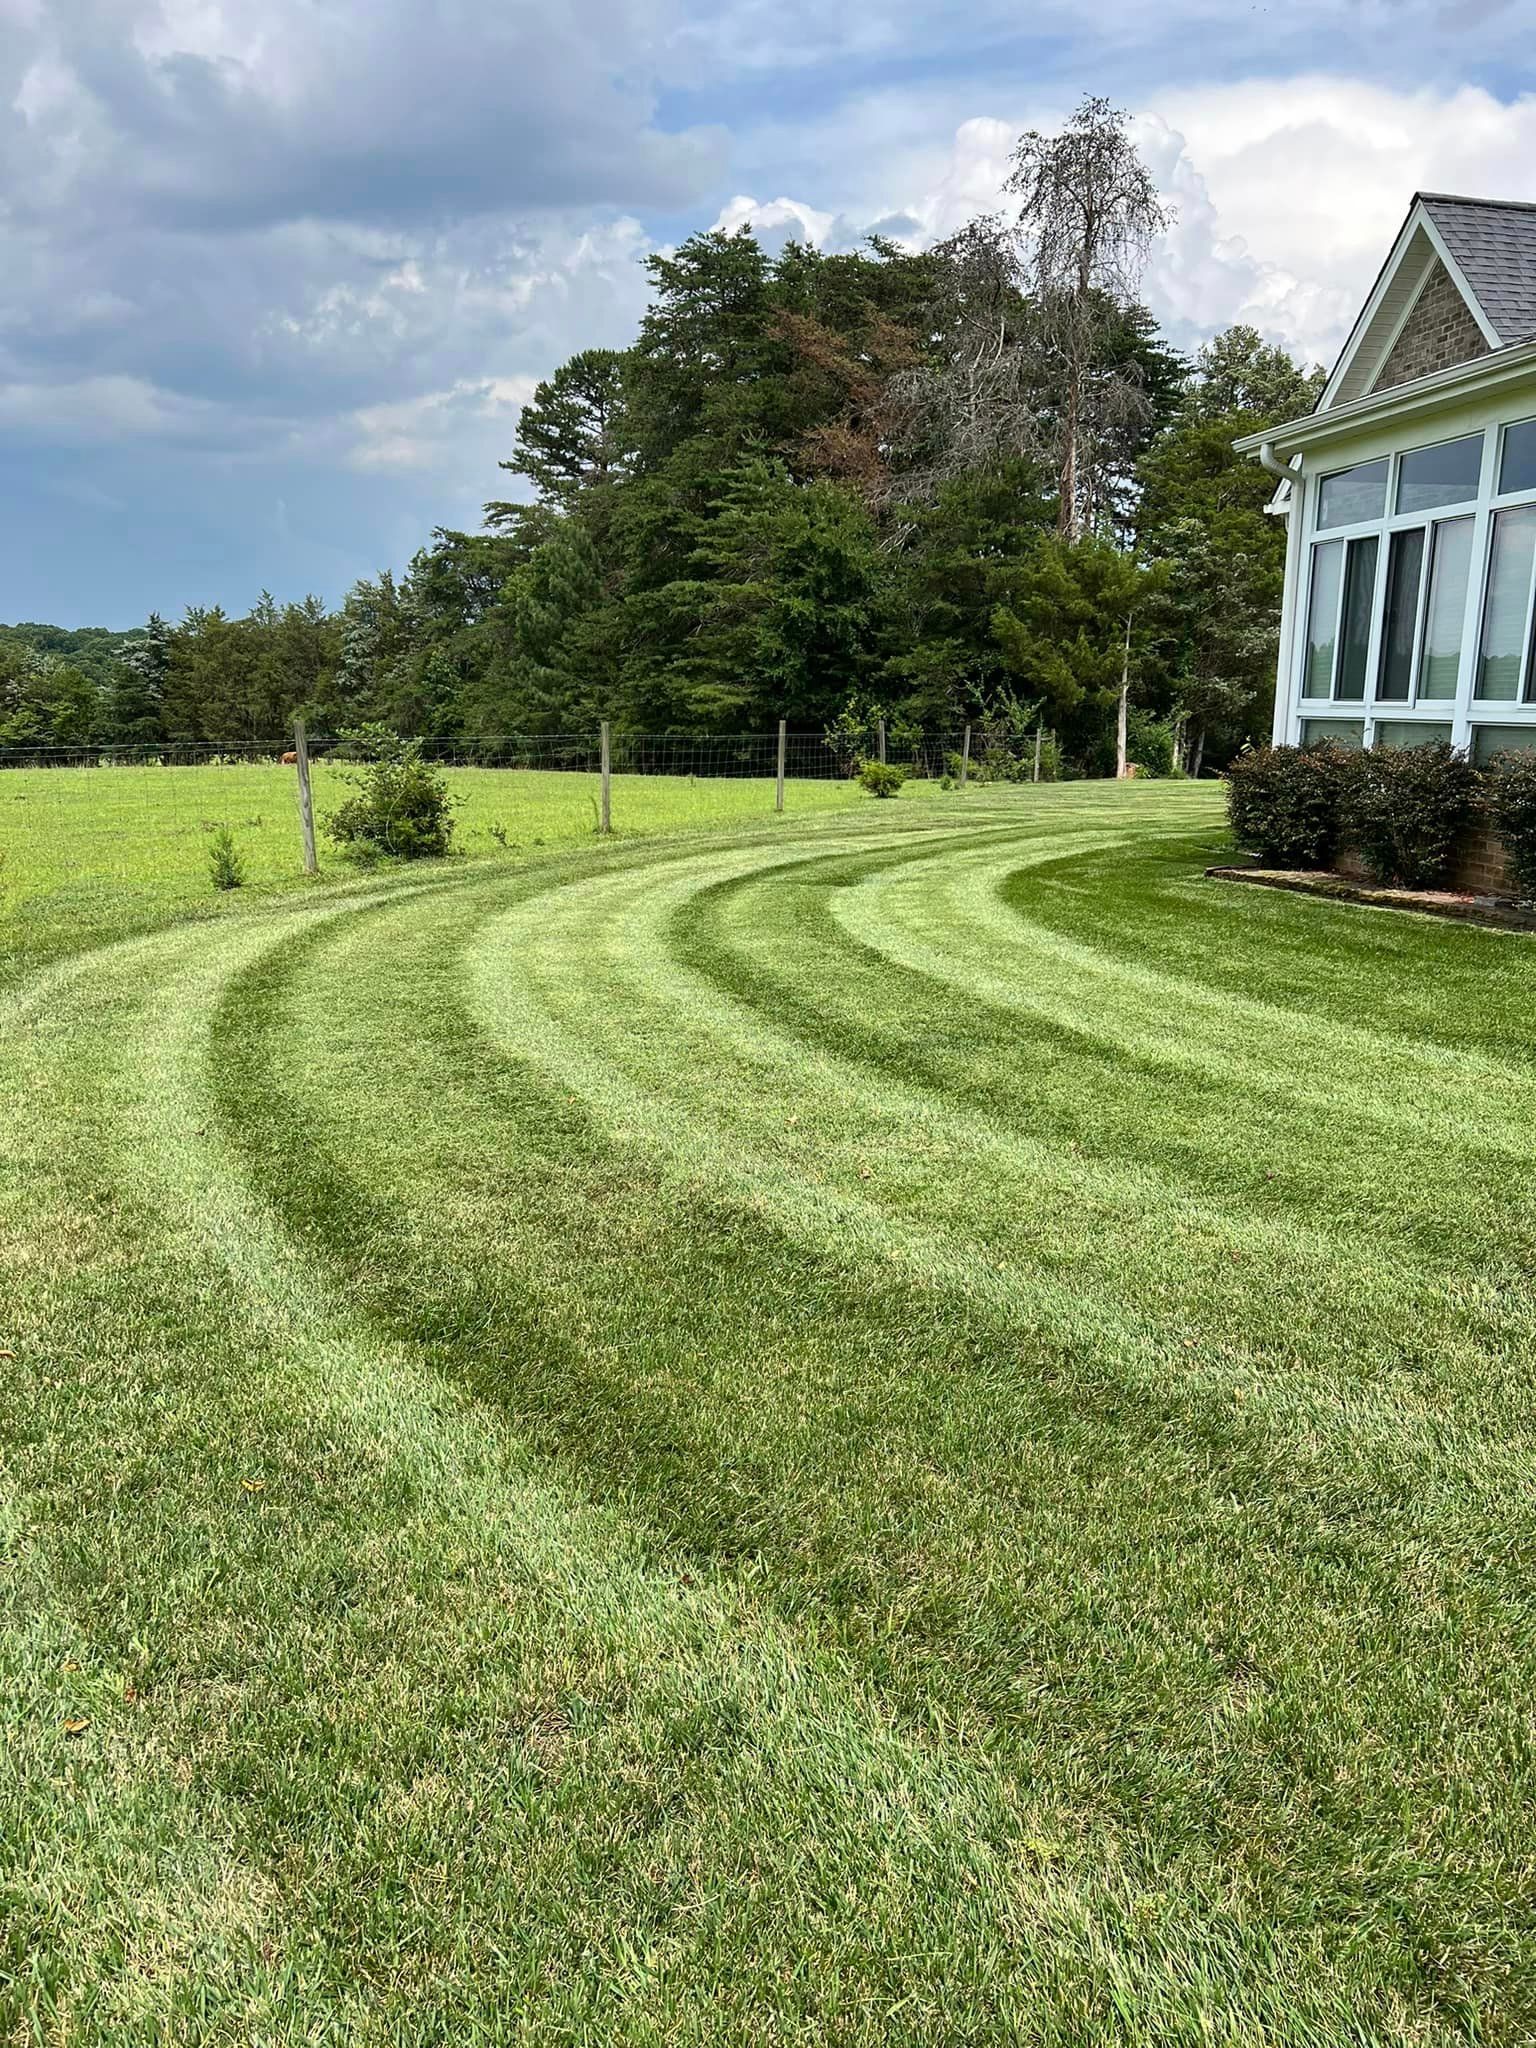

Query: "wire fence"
left=0, top=723, right=1049, bottom=926
left=0, top=729, right=968, bottom=778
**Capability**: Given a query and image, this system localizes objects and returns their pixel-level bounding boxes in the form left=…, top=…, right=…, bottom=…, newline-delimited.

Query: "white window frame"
left=1282, top=416, right=1536, bottom=754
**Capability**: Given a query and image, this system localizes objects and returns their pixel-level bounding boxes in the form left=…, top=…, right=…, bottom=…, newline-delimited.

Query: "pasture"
left=7, top=777, right=1536, bottom=2043
left=0, top=758, right=915, bottom=970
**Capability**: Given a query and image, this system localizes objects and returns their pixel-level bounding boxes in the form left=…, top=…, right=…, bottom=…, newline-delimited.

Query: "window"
left=1373, top=720, right=1454, bottom=750
left=1418, top=518, right=1474, bottom=699
left=1500, top=419, right=1536, bottom=496
left=1303, top=541, right=1343, bottom=698
left=1303, top=536, right=1380, bottom=701
left=1317, top=457, right=1389, bottom=530
left=1375, top=515, right=1472, bottom=706
left=1299, top=719, right=1364, bottom=748
left=1396, top=434, right=1481, bottom=514
left=1336, top=536, right=1378, bottom=699
left=1471, top=723, right=1536, bottom=765
left=1476, top=506, right=1536, bottom=701
left=1377, top=529, right=1425, bottom=701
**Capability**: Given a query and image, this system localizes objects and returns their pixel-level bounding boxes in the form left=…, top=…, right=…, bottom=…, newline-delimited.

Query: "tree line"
left=2, top=99, right=1323, bottom=774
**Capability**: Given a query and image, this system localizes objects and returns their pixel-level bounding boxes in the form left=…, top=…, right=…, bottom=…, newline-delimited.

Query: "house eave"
left=1233, top=338, right=1536, bottom=463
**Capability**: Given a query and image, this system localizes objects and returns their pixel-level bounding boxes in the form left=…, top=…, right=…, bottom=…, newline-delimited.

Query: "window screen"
left=1500, top=419, right=1536, bottom=496
left=1299, top=719, right=1364, bottom=749
left=1472, top=723, right=1536, bottom=765
left=1317, top=458, right=1389, bottom=530
left=1335, top=536, right=1378, bottom=700
left=1303, top=541, right=1343, bottom=698
left=1376, top=528, right=1424, bottom=702
left=1373, top=721, right=1454, bottom=750
left=1477, top=506, right=1536, bottom=700
left=1396, top=434, right=1481, bottom=514
left=1417, top=517, right=1473, bottom=700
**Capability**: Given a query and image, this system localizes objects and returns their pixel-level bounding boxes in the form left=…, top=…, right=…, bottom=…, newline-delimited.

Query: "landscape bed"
left=7, top=777, right=1536, bottom=2043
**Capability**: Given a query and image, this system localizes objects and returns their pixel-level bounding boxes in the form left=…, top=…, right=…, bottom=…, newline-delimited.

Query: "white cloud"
left=711, top=193, right=836, bottom=245
left=345, top=376, right=539, bottom=473
left=732, top=81, right=1536, bottom=373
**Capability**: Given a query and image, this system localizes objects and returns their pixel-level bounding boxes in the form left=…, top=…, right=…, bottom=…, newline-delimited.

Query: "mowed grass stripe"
left=3, top=871, right=1276, bottom=2047
left=7, top=786, right=1536, bottom=2041
left=471, top=817, right=1536, bottom=1423
left=179, top=811, right=1536, bottom=2036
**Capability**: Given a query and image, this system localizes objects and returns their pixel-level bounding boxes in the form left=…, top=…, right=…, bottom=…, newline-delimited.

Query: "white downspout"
left=1258, top=441, right=1303, bottom=489
left=1260, top=443, right=1306, bottom=745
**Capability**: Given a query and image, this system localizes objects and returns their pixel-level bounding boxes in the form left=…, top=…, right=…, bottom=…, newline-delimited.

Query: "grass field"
left=7, top=777, right=1536, bottom=2042
left=0, top=759, right=917, bottom=972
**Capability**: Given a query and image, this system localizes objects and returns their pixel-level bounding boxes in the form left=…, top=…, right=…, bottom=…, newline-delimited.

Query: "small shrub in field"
left=207, top=825, right=246, bottom=891
left=1345, top=741, right=1477, bottom=888
left=857, top=759, right=906, bottom=798
left=1225, top=744, right=1352, bottom=868
left=325, top=724, right=456, bottom=862
left=1483, top=751, right=1536, bottom=897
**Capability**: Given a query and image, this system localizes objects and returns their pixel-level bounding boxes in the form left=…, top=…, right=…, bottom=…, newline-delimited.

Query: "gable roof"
left=1249, top=191, right=1536, bottom=509
left=1319, top=195, right=1503, bottom=412
left=1418, top=194, right=1536, bottom=348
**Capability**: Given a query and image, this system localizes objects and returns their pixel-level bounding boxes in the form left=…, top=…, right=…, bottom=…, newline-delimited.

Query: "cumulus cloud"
left=736, top=83, right=1536, bottom=371
left=6, top=0, right=1536, bottom=624
left=711, top=194, right=836, bottom=248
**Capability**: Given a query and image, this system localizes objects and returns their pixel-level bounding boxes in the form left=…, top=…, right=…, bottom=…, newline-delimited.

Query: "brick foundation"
left=1335, top=817, right=1517, bottom=897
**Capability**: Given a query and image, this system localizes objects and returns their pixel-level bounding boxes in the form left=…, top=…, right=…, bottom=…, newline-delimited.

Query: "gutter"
left=1258, top=442, right=1303, bottom=486
left=1233, top=334, right=1536, bottom=460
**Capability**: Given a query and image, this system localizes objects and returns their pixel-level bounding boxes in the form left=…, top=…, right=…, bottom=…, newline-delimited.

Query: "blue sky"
left=3, top=0, right=1535, bottom=626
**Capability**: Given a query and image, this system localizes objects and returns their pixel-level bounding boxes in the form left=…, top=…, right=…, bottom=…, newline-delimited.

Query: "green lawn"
left=7, top=778, right=1536, bottom=2042
left=0, top=760, right=921, bottom=973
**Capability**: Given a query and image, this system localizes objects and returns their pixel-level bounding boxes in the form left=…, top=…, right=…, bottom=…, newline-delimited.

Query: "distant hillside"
left=0, top=621, right=145, bottom=683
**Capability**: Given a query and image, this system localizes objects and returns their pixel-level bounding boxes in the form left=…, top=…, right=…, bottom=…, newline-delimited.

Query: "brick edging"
left=1205, top=865, right=1536, bottom=933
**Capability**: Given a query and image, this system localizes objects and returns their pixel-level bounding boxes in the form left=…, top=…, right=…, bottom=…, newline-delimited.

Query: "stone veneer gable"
left=1371, top=262, right=1490, bottom=393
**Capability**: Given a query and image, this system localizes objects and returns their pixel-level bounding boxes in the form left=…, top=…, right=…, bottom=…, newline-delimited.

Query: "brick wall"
left=1336, top=817, right=1516, bottom=896
left=1371, top=263, right=1489, bottom=392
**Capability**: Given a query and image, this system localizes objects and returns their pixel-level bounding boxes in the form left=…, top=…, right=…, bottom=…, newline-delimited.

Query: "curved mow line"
left=15, top=881, right=1142, bottom=1937
left=823, top=839, right=1536, bottom=1159
left=458, top=827, right=1535, bottom=1401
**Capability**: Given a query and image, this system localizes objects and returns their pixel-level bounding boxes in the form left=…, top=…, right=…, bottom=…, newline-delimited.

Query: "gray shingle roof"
left=1420, top=194, right=1536, bottom=346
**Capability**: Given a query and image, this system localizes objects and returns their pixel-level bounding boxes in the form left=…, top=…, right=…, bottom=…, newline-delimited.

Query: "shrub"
left=1483, top=751, right=1536, bottom=898
left=857, top=758, right=906, bottom=798
left=1125, top=709, right=1175, bottom=779
left=1345, top=741, right=1478, bottom=888
left=1225, top=744, right=1352, bottom=869
left=207, top=825, right=245, bottom=891
left=325, top=724, right=457, bottom=862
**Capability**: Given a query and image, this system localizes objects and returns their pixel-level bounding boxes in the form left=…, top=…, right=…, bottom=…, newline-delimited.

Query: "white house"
left=1236, top=193, right=1536, bottom=764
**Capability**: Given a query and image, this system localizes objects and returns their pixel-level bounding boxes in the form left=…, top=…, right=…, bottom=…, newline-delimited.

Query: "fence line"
left=0, top=727, right=1022, bottom=781
left=0, top=723, right=1056, bottom=918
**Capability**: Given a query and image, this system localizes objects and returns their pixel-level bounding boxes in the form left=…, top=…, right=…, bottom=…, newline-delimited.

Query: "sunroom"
left=1237, top=193, right=1536, bottom=770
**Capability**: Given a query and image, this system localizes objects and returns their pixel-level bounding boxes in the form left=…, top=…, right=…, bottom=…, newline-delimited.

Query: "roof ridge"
left=1419, top=190, right=1536, bottom=215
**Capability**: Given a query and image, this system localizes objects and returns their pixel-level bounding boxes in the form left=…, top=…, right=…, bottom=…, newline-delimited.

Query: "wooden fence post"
left=599, top=720, right=612, bottom=835
left=293, top=717, right=317, bottom=874
left=775, top=719, right=786, bottom=814
left=1033, top=725, right=1043, bottom=784
left=877, top=718, right=887, bottom=765
left=960, top=724, right=971, bottom=789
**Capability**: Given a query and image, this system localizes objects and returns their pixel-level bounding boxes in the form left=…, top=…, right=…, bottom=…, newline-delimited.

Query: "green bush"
left=857, top=758, right=906, bottom=799
left=1125, top=709, right=1175, bottom=779
left=1483, top=751, right=1536, bottom=897
left=1225, top=744, right=1352, bottom=869
left=207, top=825, right=245, bottom=891
left=1345, top=741, right=1477, bottom=888
left=325, top=724, right=457, bottom=862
